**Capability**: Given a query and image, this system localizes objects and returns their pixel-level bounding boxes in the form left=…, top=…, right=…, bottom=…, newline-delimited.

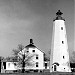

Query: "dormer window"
left=32, top=50, right=35, bottom=52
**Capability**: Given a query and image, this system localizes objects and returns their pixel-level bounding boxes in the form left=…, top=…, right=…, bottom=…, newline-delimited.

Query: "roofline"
left=24, top=44, right=45, bottom=54
left=34, top=46, right=45, bottom=54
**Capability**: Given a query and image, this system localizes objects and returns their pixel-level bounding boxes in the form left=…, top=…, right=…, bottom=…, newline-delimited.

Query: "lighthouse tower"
left=50, top=10, right=71, bottom=72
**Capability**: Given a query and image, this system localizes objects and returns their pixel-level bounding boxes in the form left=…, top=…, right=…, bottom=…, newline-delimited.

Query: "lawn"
left=0, top=72, right=74, bottom=75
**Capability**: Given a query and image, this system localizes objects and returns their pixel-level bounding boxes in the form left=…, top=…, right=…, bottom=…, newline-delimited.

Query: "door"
left=54, top=65, right=57, bottom=71
left=45, top=63, right=47, bottom=69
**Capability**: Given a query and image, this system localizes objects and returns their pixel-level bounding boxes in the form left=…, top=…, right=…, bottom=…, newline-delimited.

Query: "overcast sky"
left=0, top=0, right=74, bottom=57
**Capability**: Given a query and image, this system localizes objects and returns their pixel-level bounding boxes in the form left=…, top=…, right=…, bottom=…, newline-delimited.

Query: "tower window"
left=62, top=41, right=64, bottom=44
left=36, top=55, right=38, bottom=59
left=61, top=27, right=63, bottom=30
left=63, top=56, right=65, bottom=59
left=32, top=50, right=35, bottom=52
left=36, top=62, right=38, bottom=67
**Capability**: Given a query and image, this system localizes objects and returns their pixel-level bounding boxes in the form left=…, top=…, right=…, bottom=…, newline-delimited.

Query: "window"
left=63, top=56, right=65, bottom=59
left=61, top=27, right=63, bottom=30
left=27, top=51, right=29, bottom=53
left=14, top=63, right=17, bottom=66
left=62, top=41, right=64, bottom=44
left=3, top=62, right=6, bottom=69
left=32, top=50, right=35, bottom=52
left=8, top=63, right=10, bottom=67
left=36, top=62, right=38, bottom=67
left=36, top=55, right=38, bottom=59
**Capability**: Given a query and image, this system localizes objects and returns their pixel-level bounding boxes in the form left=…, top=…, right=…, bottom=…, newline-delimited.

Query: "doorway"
left=45, top=63, right=47, bottom=69
left=54, top=65, right=56, bottom=71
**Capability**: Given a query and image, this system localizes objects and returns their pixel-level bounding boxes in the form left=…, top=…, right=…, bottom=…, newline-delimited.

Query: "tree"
left=12, top=44, right=24, bottom=60
left=44, top=49, right=51, bottom=61
left=0, top=56, right=4, bottom=73
left=44, top=53, right=50, bottom=61
left=12, top=44, right=35, bottom=73
left=70, top=51, right=75, bottom=63
left=18, top=52, right=35, bottom=73
left=48, top=49, right=51, bottom=55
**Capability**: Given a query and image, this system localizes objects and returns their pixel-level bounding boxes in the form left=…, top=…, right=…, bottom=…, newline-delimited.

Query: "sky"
left=0, top=0, right=74, bottom=57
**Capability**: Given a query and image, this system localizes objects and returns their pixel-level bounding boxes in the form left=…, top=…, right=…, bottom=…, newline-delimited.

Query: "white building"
left=4, top=61, right=17, bottom=71
left=18, top=39, right=45, bottom=72
left=50, top=10, right=71, bottom=72
left=1, top=59, right=18, bottom=73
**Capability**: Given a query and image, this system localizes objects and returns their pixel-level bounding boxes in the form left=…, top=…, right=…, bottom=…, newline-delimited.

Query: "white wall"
left=50, top=20, right=71, bottom=72
left=24, top=47, right=44, bottom=70
left=6, top=62, right=17, bottom=70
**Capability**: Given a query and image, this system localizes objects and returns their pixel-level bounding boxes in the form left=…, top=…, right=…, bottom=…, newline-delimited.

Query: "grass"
left=0, top=72, right=75, bottom=75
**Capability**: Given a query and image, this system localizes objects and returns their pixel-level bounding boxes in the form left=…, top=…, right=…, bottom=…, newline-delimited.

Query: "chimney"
left=30, top=39, right=34, bottom=44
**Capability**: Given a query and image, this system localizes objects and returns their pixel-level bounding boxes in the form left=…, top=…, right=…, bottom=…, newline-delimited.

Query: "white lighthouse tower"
left=50, top=10, right=71, bottom=72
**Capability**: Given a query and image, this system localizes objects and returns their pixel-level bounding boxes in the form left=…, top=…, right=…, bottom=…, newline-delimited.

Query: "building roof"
left=1, top=57, right=18, bottom=62
left=25, top=39, right=44, bottom=53
left=25, top=44, right=36, bottom=48
left=25, top=39, right=36, bottom=48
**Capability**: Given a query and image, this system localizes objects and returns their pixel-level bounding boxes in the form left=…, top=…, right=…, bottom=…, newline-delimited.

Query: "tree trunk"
left=22, top=61, right=25, bottom=73
left=22, top=54, right=25, bottom=73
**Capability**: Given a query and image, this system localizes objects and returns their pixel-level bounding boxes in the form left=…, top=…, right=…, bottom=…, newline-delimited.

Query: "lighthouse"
left=50, top=10, right=71, bottom=72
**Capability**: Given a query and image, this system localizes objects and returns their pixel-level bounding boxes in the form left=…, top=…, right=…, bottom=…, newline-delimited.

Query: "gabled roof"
left=25, top=39, right=36, bottom=49
left=25, top=39, right=45, bottom=54
left=2, top=57, right=18, bottom=62
left=25, top=44, right=36, bottom=48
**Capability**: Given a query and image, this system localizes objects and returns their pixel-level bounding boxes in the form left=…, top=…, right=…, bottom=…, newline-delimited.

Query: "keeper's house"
left=18, top=39, right=45, bottom=72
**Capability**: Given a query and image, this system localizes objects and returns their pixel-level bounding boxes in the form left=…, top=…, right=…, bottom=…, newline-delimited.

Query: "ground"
left=0, top=72, right=74, bottom=75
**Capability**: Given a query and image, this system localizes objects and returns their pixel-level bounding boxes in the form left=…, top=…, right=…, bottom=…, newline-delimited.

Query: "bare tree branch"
left=12, top=44, right=36, bottom=73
